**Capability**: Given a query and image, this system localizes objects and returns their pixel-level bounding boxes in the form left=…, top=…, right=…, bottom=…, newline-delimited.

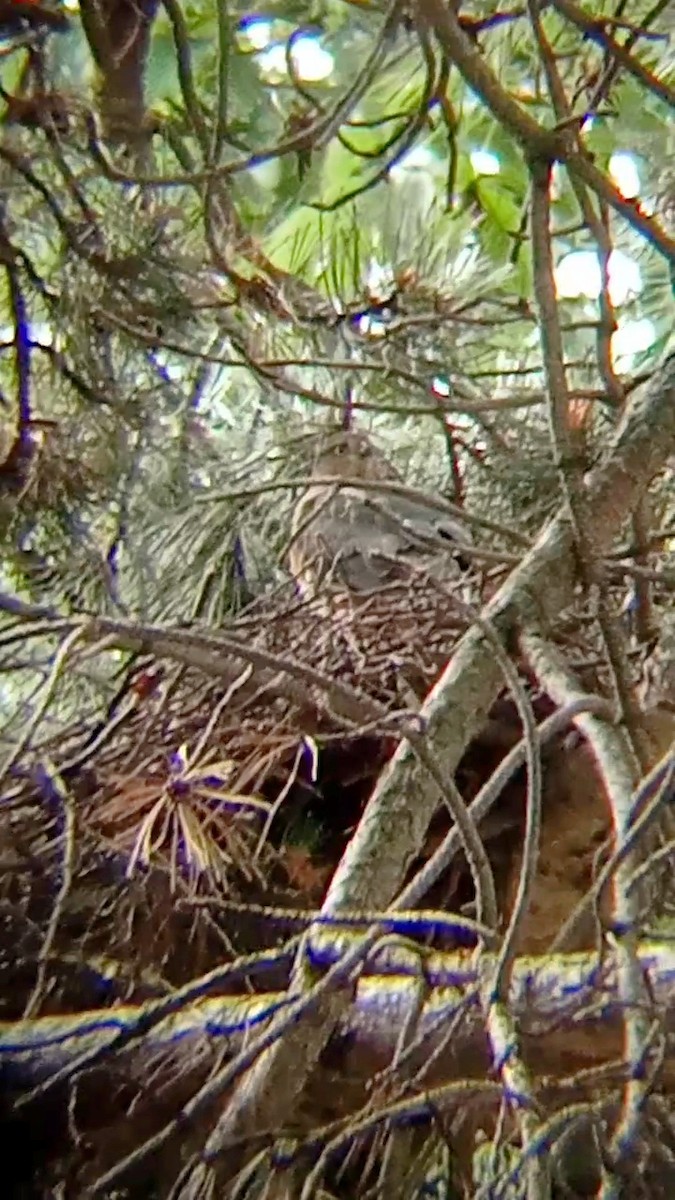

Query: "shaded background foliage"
left=0, top=0, right=675, bottom=1196
left=1, top=0, right=672, bottom=655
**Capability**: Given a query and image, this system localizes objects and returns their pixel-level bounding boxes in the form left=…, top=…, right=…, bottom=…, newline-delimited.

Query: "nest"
left=2, top=579, right=474, bottom=1000
left=76, top=582, right=473, bottom=863
left=5, top=565, right=645, bottom=1022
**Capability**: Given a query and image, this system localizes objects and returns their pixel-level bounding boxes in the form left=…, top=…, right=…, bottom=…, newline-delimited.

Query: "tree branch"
left=415, top=0, right=675, bottom=262
left=191, top=354, right=675, bottom=1184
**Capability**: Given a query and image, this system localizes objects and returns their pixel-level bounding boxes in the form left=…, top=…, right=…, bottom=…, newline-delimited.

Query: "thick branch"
left=3, top=941, right=673, bottom=1086
left=329, top=355, right=675, bottom=914
left=80, top=0, right=159, bottom=145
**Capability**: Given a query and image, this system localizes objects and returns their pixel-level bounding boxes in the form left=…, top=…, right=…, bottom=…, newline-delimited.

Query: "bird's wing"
left=290, top=488, right=471, bottom=592
left=360, top=492, right=472, bottom=554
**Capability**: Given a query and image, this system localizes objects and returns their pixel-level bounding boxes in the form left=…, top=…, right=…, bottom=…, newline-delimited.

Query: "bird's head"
left=310, top=430, right=398, bottom=483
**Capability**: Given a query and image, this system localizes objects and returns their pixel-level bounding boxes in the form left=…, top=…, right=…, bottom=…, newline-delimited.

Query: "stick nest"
left=2, top=579, right=473, bottom=1017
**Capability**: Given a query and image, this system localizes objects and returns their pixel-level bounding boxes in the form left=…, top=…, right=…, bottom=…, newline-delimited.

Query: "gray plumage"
left=288, top=431, right=472, bottom=596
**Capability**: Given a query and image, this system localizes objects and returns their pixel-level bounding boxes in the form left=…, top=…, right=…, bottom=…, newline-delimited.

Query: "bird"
left=287, top=429, right=472, bottom=598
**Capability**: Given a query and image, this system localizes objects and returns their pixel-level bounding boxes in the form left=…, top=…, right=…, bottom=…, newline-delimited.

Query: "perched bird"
left=288, top=429, right=472, bottom=598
